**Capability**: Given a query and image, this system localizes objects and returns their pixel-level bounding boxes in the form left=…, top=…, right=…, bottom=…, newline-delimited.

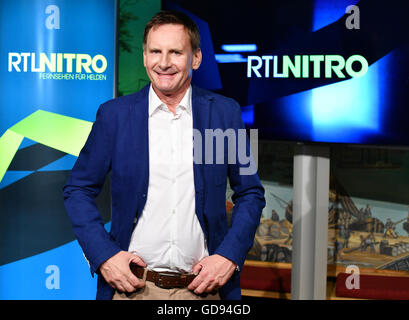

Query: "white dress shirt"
left=128, top=85, right=209, bottom=273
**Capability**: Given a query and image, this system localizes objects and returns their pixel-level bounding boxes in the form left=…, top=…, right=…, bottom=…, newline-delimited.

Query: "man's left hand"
left=188, top=254, right=237, bottom=294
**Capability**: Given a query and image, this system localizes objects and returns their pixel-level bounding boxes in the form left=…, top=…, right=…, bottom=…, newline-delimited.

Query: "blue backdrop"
left=0, top=0, right=116, bottom=299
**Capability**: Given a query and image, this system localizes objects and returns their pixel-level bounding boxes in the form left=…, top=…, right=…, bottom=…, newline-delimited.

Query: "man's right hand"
left=99, top=251, right=146, bottom=293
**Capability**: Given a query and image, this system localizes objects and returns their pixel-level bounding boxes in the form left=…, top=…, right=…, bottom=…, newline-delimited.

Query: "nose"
left=158, top=53, right=171, bottom=70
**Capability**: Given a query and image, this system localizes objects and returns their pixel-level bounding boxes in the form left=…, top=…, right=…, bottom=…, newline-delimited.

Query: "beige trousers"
left=112, top=269, right=220, bottom=300
left=112, top=280, right=220, bottom=300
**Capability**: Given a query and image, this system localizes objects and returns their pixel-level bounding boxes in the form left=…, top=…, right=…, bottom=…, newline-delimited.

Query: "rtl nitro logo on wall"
left=8, top=52, right=108, bottom=80
left=0, top=0, right=116, bottom=299
left=5, top=3, right=112, bottom=83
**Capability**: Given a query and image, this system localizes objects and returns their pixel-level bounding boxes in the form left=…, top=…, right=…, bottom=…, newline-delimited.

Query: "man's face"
left=143, top=24, right=201, bottom=97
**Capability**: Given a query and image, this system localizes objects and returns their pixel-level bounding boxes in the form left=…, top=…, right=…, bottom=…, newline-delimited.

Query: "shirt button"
left=172, top=209, right=176, bottom=214
left=172, top=178, right=176, bottom=184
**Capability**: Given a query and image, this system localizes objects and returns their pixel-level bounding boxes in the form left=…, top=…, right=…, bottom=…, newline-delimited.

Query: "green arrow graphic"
left=0, top=110, right=93, bottom=183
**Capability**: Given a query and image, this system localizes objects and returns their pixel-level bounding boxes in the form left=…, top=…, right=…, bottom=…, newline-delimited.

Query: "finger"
left=189, top=261, right=207, bottom=290
left=114, top=282, right=126, bottom=293
left=130, top=255, right=147, bottom=268
left=194, top=280, right=210, bottom=295
left=135, top=279, right=146, bottom=289
left=188, top=271, right=205, bottom=291
left=127, top=273, right=143, bottom=288
left=192, top=262, right=203, bottom=275
left=206, top=281, right=219, bottom=293
left=123, top=281, right=137, bottom=293
left=127, top=272, right=146, bottom=289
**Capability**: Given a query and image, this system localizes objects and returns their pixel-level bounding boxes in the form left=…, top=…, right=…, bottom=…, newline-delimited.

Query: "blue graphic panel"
left=0, top=222, right=110, bottom=300
left=0, top=0, right=116, bottom=133
left=0, top=171, right=34, bottom=189
left=311, top=52, right=391, bottom=142
left=0, top=0, right=116, bottom=299
left=38, top=154, right=77, bottom=172
left=313, top=0, right=359, bottom=31
left=0, top=240, right=96, bottom=300
left=19, top=138, right=38, bottom=150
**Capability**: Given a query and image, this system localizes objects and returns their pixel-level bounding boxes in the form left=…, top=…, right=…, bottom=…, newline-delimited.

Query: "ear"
left=143, top=46, right=147, bottom=67
left=192, top=48, right=202, bottom=70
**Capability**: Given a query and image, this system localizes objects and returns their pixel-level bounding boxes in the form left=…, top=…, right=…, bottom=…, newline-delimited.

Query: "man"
left=63, top=10, right=265, bottom=300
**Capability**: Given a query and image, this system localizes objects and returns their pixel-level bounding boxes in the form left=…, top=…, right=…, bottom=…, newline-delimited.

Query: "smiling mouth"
left=155, top=71, right=177, bottom=77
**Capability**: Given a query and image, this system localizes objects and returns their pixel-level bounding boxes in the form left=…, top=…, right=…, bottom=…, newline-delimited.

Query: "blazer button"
left=142, top=194, right=146, bottom=198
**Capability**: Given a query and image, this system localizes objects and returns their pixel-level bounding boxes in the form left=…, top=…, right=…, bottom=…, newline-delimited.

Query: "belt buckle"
left=156, top=272, right=180, bottom=289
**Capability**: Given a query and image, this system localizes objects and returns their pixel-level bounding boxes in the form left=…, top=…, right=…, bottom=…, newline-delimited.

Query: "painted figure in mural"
left=364, top=204, right=372, bottom=219
left=403, top=211, right=409, bottom=235
left=271, top=209, right=280, bottom=222
left=357, top=205, right=372, bottom=222
left=357, top=208, right=365, bottom=221
left=359, top=233, right=377, bottom=253
left=332, top=237, right=344, bottom=262
left=284, top=224, right=293, bottom=246
left=338, top=211, right=353, bottom=248
left=384, top=218, right=398, bottom=239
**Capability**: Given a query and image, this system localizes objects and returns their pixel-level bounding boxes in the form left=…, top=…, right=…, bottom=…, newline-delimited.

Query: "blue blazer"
left=63, top=84, right=265, bottom=300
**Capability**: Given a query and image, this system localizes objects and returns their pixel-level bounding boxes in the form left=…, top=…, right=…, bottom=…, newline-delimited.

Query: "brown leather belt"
left=130, top=263, right=196, bottom=289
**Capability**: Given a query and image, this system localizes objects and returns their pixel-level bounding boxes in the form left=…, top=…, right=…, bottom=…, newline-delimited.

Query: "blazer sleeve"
left=63, top=103, right=121, bottom=276
left=214, top=100, right=266, bottom=269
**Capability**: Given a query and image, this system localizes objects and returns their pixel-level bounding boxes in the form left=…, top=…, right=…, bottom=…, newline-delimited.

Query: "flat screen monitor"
left=166, top=0, right=409, bottom=147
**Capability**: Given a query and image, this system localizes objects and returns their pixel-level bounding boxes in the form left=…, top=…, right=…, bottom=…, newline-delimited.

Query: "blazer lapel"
left=192, top=85, right=213, bottom=238
left=192, top=85, right=212, bottom=193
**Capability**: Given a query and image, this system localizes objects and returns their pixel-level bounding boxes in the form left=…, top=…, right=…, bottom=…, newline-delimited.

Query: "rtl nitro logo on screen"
left=247, top=54, right=368, bottom=79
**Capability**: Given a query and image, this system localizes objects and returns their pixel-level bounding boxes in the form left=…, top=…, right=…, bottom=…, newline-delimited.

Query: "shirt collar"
left=148, top=84, right=192, bottom=117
